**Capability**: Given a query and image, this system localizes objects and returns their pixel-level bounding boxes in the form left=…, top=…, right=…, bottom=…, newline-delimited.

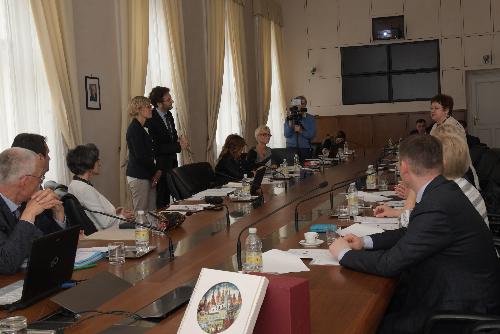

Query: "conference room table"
left=0, top=148, right=397, bottom=333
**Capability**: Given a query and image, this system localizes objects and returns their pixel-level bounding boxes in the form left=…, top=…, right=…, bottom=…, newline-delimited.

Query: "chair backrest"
left=165, top=170, right=182, bottom=202
left=169, top=162, right=216, bottom=200
left=476, top=149, right=500, bottom=190
left=62, top=194, right=98, bottom=235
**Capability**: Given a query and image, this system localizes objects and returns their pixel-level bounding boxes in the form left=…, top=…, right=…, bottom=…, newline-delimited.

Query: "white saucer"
left=299, top=239, right=324, bottom=247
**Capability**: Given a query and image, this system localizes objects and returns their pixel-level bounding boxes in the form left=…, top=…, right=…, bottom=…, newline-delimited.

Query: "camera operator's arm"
left=284, top=120, right=295, bottom=138
left=301, top=114, right=316, bottom=140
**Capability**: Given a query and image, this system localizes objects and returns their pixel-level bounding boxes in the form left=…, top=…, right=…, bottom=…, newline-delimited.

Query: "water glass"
left=0, top=316, right=27, bottom=333
left=337, top=205, right=350, bottom=220
left=378, top=178, right=388, bottom=191
left=325, top=225, right=338, bottom=245
left=108, top=242, right=125, bottom=265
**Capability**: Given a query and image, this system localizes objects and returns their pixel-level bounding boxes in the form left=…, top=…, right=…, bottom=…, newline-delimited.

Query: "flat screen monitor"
left=390, top=40, right=439, bottom=71
left=391, top=71, right=439, bottom=101
left=341, top=45, right=388, bottom=75
left=342, top=75, right=389, bottom=104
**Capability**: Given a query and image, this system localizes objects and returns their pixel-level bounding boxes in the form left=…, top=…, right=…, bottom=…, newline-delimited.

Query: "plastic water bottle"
left=347, top=182, right=359, bottom=216
left=243, top=228, right=263, bottom=273
left=281, top=159, right=289, bottom=177
left=344, top=141, right=349, bottom=154
left=366, top=164, right=377, bottom=190
left=135, top=211, right=150, bottom=252
left=241, top=174, right=251, bottom=198
left=293, top=154, right=301, bottom=174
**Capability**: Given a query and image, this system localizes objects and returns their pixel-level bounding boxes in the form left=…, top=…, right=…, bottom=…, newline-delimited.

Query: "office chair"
left=424, top=312, right=500, bottom=334
left=169, top=162, right=216, bottom=200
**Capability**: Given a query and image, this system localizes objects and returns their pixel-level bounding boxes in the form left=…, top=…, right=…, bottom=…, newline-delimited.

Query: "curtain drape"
left=226, top=0, right=247, bottom=141
left=205, top=0, right=226, bottom=165
left=29, top=0, right=82, bottom=148
left=255, top=15, right=272, bottom=126
left=272, top=22, right=286, bottom=122
left=116, top=0, right=149, bottom=206
left=163, top=0, right=192, bottom=164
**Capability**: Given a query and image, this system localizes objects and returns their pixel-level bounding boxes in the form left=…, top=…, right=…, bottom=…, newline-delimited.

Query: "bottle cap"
left=137, top=210, right=144, bottom=214
left=249, top=227, right=257, bottom=234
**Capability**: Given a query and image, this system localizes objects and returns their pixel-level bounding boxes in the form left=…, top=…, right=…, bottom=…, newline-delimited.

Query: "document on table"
left=288, top=249, right=339, bottom=266
left=384, top=200, right=406, bottom=207
left=226, top=182, right=243, bottom=188
left=371, top=191, right=397, bottom=197
left=165, top=204, right=213, bottom=212
left=337, top=223, right=385, bottom=237
left=189, top=188, right=236, bottom=200
left=354, top=216, right=400, bottom=230
left=357, top=191, right=390, bottom=202
left=262, top=249, right=310, bottom=274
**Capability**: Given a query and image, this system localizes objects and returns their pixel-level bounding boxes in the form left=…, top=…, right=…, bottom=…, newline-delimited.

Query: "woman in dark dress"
left=126, top=96, right=161, bottom=212
left=215, top=134, right=252, bottom=185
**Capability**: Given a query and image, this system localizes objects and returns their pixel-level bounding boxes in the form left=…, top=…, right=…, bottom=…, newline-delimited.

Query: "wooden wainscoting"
left=313, top=110, right=466, bottom=148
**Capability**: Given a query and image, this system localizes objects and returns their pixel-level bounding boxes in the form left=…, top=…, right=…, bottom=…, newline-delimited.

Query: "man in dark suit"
left=459, top=120, right=481, bottom=148
left=409, top=118, right=427, bottom=135
left=146, top=86, right=188, bottom=208
left=330, top=135, right=500, bottom=334
left=11, top=133, right=66, bottom=234
left=0, top=148, right=65, bottom=274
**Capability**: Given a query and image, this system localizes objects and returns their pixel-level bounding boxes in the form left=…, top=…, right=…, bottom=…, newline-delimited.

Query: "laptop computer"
left=0, top=225, right=80, bottom=311
left=250, top=166, right=266, bottom=195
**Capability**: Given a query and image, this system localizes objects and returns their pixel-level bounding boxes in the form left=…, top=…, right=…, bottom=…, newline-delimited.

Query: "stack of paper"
left=354, top=216, right=400, bottom=230
left=337, top=223, right=385, bottom=237
left=288, top=249, right=339, bottom=266
left=384, top=200, right=406, bottom=207
left=189, top=187, right=236, bottom=200
left=358, top=191, right=390, bottom=202
left=165, top=204, right=213, bottom=212
left=262, top=249, right=310, bottom=274
left=74, top=247, right=107, bottom=268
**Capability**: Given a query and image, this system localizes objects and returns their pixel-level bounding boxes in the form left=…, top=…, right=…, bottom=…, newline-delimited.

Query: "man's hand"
left=152, top=170, right=162, bottom=187
left=373, top=204, right=402, bottom=218
left=294, top=125, right=303, bottom=133
left=116, top=207, right=135, bottom=220
left=342, top=233, right=364, bottom=250
left=179, top=135, right=189, bottom=150
left=329, top=237, right=350, bottom=260
left=21, top=189, right=62, bottom=223
left=394, top=182, right=409, bottom=199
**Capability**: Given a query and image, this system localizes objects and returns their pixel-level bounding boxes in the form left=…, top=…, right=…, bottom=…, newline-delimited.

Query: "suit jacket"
left=341, top=175, right=500, bottom=334
left=145, top=109, right=180, bottom=172
left=0, top=196, right=43, bottom=275
left=126, top=118, right=157, bottom=179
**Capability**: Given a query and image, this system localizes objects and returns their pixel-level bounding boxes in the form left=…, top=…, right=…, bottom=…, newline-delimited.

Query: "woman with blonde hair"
left=247, top=125, right=272, bottom=169
left=374, top=124, right=488, bottom=226
left=215, top=134, right=252, bottom=185
left=125, top=96, right=161, bottom=212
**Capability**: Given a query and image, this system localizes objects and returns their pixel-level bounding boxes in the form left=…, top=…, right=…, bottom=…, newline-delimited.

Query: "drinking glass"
left=325, top=225, right=338, bottom=245
left=108, top=242, right=125, bottom=265
left=337, top=205, right=350, bottom=220
left=0, top=316, right=27, bottom=334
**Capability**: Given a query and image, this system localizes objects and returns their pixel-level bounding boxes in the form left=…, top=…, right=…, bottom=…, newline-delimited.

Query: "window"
left=267, top=23, right=285, bottom=148
left=215, top=18, right=241, bottom=157
left=0, top=0, right=68, bottom=183
left=341, top=40, right=440, bottom=105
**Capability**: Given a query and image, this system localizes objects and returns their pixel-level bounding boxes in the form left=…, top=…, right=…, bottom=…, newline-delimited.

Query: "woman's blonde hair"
left=254, top=125, right=271, bottom=141
left=128, top=96, right=151, bottom=117
left=432, top=125, right=470, bottom=179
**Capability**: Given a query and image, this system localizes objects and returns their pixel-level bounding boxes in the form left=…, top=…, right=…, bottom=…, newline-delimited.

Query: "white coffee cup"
left=304, top=232, right=318, bottom=244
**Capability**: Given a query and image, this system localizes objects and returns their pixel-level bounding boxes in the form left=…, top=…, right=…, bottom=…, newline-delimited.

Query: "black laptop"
left=0, top=225, right=80, bottom=311
left=250, top=166, right=266, bottom=195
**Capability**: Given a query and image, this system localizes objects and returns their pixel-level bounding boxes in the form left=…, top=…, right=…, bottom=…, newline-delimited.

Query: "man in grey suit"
left=330, top=135, right=500, bottom=334
left=0, top=148, right=64, bottom=274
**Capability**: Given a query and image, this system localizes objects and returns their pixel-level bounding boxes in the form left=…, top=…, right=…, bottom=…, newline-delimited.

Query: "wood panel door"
left=337, top=115, right=374, bottom=148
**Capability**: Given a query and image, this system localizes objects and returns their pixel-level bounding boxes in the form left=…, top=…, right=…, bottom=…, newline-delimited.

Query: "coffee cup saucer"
left=299, top=239, right=324, bottom=247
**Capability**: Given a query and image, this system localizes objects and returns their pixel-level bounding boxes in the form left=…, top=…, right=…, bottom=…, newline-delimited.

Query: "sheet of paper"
left=357, top=191, right=390, bottom=202
left=165, top=204, right=213, bottom=212
left=354, top=216, right=399, bottom=224
left=288, top=249, right=339, bottom=266
left=337, top=223, right=385, bottom=237
left=262, top=249, right=310, bottom=274
left=384, top=200, right=406, bottom=207
left=83, top=228, right=136, bottom=240
left=370, top=191, right=397, bottom=197
left=226, top=182, right=243, bottom=188
left=189, top=188, right=236, bottom=200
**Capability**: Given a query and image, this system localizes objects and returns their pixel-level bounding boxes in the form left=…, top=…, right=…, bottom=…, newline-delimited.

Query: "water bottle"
left=243, top=228, right=263, bottom=273
left=347, top=182, right=359, bottom=216
left=366, top=164, right=377, bottom=190
left=281, top=158, right=289, bottom=177
left=344, top=141, right=349, bottom=154
left=293, top=154, right=301, bottom=174
left=135, top=211, right=150, bottom=253
left=241, top=174, right=251, bottom=198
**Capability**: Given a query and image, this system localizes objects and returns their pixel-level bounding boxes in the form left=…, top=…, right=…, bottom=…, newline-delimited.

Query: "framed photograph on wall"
left=85, top=76, right=101, bottom=110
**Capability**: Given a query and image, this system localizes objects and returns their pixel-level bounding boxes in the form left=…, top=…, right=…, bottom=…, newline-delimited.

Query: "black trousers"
left=156, top=173, right=171, bottom=209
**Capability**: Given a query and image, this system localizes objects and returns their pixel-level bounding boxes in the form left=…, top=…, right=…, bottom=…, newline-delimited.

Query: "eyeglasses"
left=25, top=174, right=45, bottom=184
left=260, top=133, right=272, bottom=137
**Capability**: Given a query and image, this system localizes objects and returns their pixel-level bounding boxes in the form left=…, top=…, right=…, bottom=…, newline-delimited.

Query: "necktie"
left=12, top=208, right=20, bottom=220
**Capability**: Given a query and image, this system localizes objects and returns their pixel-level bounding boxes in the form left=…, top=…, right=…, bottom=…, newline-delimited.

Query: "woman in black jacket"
left=215, top=134, right=252, bottom=185
left=126, top=96, right=161, bottom=212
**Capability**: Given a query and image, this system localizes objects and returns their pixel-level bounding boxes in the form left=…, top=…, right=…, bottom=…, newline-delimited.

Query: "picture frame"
left=85, top=76, right=101, bottom=110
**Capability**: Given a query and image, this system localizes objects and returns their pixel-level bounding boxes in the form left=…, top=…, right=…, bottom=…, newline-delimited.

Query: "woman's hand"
left=116, top=207, right=135, bottom=220
left=151, top=170, right=162, bottom=187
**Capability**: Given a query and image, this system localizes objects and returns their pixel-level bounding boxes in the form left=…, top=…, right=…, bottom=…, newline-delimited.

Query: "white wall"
left=280, top=0, right=500, bottom=116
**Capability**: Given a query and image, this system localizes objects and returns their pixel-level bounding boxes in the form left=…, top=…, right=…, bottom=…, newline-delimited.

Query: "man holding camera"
left=284, top=95, right=316, bottom=159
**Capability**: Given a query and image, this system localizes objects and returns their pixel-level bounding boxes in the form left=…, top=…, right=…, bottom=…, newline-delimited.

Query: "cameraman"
left=283, top=96, right=316, bottom=159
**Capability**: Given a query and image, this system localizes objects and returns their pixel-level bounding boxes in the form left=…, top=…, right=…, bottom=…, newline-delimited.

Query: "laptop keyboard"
left=0, top=280, right=23, bottom=305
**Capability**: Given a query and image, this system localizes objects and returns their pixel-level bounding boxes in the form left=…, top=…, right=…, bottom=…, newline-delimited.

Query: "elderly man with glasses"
left=0, top=147, right=65, bottom=274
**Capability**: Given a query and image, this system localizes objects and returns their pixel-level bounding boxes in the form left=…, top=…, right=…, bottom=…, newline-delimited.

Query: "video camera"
left=286, top=98, right=307, bottom=126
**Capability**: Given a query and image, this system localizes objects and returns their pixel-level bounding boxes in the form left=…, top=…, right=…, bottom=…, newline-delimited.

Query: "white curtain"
left=0, top=0, right=68, bottom=183
left=267, top=22, right=286, bottom=148
left=215, top=15, right=242, bottom=157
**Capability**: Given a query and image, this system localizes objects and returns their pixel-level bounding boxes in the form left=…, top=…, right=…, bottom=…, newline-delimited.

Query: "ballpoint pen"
left=74, top=263, right=97, bottom=271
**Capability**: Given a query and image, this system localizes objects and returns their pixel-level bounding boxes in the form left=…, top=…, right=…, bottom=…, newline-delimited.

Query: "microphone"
left=236, top=180, right=328, bottom=271
left=44, top=180, right=68, bottom=191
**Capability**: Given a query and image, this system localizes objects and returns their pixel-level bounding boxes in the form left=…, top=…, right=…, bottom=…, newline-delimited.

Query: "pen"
left=74, top=263, right=97, bottom=271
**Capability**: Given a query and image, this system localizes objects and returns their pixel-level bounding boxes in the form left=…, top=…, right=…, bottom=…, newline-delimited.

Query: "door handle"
left=473, top=115, right=479, bottom=126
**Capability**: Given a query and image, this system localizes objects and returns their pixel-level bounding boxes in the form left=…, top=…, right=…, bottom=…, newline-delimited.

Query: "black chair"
left=424, top=313, right=500, bottom=334
left=470, top=143, right=488, bottom=169
left=62, top=193, right=97, bottom=236
left=168, top=162, right=216, bottom=200
left=476, top=149, right=500, bottom=190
